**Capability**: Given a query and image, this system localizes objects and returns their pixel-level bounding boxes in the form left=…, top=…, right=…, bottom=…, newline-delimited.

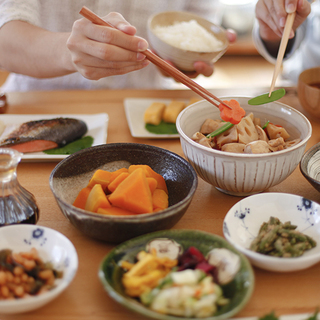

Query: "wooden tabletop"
left=2, top=87, right=320, bottom=320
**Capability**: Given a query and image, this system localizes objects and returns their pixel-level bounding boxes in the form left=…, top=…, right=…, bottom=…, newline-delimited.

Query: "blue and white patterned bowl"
left=223, top=193, right=320, bottom=272
left=0, top=225, right=78, bottom=314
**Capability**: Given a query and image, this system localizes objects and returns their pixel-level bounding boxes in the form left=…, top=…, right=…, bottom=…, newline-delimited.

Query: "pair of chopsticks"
left=269, top=12, right=296, bottom=97
left=79, top=6, right=231, bottom=110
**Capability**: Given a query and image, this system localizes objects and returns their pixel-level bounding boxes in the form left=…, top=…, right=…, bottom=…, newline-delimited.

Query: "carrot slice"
left=219, top=99, right=245, bottom=124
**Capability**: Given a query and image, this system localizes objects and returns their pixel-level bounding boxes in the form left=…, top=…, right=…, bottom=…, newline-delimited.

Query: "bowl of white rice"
left=147, top=11, right=229, bottom=72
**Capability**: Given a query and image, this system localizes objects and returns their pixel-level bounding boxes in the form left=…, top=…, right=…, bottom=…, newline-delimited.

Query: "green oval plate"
left=98, top=229, right=255, bottom=320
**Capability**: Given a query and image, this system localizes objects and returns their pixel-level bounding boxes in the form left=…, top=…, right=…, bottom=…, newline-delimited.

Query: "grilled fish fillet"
left=0, top=118, right=88, bottom=153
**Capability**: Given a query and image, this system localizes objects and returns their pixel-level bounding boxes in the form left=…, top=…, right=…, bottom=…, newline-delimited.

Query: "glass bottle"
left=0, top=148, right=39, bottom=226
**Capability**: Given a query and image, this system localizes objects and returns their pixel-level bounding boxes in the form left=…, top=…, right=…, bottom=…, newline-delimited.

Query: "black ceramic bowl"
left=300, top=142, right=320, bottom=193
left=49, top=143, right=198, bottom=243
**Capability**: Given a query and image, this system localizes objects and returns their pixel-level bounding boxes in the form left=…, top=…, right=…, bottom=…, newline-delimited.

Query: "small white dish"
left=124, top=98, right=181, bottom=139
left=0, top=225, right=78, bottom=314
left=0, top=113, right=109, bottom=162
left=223, top=192, right=320, bottom=272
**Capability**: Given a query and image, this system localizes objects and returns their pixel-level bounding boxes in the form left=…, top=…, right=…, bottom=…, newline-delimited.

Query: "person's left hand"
left=156, top=29, right=237, bottom=79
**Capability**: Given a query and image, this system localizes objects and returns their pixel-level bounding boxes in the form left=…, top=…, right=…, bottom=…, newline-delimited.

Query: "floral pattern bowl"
left=223, top=193, right=320, bottom=272
left=0, top=225, right=78, bottom=314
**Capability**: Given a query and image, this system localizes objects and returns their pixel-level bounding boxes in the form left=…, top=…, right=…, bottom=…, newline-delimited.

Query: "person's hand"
left=157, top=29, right=237, bottom=79
left=255, top=0, right=311, bottom=43
left=66, top=12, right=150, bottom=80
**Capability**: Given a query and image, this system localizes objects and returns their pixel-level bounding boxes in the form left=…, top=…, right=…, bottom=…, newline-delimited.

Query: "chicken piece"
left=284, top=138, right=301, bottom=149
left=244, top=140, right=271, bottom=154
left=200, top=118, right=223, bottom=135
left=144, top=102, right=166, bottom=125
left=256, top=125, right=269, bottom=142
left=265, top=123, right=290, bottom=140
left=216, top=125, right=238, bottom=149
left=237, top=113, right=258, bottom=144
left=192, top=132, right=215, bottom=149
left=221, top=143, right=245, bottom=153
left=162, top=101, right=186, bottom=123
left=268, top=137, right=286, bottom=152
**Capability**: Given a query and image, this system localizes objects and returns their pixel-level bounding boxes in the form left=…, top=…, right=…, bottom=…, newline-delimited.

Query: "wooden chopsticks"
left=269, top=12, right=296, bottom=97
left=79, top=6, right=231, bottom=109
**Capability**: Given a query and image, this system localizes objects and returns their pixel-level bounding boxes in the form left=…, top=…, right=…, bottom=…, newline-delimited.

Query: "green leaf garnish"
left=262, top=120, right=270, bottom=129
left=248, top=88, right=286, bottom=105
left=43, top=136, right=94, bottom=155
left=145, top=121, right=178, bottom=134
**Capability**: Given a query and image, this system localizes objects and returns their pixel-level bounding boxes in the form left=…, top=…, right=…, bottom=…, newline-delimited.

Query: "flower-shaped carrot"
left=219, top=99, right=245, bottom=124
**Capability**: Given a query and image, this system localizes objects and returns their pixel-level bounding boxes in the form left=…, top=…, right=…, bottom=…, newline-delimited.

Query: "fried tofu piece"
left=144, top=102, right=166, bottom=125
left=187, top=97, right=202, bottom=106
left=162, top=101, right=186, bottom=123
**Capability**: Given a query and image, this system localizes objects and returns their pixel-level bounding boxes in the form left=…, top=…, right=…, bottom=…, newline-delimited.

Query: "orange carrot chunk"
left=219, top=99, right=245, bottom=125
left=73, top=187, right=91, bottom=210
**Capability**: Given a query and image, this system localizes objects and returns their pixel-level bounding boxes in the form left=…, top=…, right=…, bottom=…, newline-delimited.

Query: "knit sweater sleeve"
left=0, top=0, right=40, bottom=29
left=252, top=19, right=307, bottom=65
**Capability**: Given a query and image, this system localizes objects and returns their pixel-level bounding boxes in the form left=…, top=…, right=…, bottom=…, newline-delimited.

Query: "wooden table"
left=2, top=88, right=320, bottom=320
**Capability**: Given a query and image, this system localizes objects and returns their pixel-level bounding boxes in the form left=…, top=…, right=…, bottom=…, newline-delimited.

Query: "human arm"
left=0, top=12, right=150, bottom=80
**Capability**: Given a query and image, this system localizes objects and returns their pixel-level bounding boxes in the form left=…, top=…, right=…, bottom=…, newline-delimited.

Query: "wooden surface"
left=1, top=88, right=320, bottom=320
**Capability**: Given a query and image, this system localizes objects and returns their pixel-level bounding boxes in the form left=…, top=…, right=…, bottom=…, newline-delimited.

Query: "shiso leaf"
left=43, top=136, right=94, bottom=155
left=145, top=121, right=178, bottom=134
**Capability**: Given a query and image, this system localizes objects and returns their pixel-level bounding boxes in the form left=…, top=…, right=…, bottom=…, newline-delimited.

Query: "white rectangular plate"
left=0, top=113, right=109, bottom=162
left=124, top=98, right=185, bottom=139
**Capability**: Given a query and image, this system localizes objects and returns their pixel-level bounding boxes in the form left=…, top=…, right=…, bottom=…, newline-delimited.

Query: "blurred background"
left=0, top=0, right=291, bottom=91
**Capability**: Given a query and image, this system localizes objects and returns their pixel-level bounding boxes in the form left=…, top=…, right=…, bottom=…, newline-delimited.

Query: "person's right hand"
left=66, top=12, right=150, bottom=80
left=255, top=0, right=311, bottom=42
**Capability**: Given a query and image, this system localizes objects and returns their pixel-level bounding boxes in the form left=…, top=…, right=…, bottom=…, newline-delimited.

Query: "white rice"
left=153, top=19, right=224, bottom=52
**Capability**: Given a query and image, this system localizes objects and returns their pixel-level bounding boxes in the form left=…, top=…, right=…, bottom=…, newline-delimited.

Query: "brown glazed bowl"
left=49, top=143, right=198, bottom=243
left=297, top=67, right=320, bottom=119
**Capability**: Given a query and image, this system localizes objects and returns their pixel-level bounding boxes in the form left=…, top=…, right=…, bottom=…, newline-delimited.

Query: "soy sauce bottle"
left=0, top=148, right=39, bottom=226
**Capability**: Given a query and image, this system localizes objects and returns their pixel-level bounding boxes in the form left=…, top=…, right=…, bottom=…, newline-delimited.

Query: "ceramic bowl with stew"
left=300, top=142, right=320, bottom=193
left=99, top=229, right=254, bottom=320
left=0, top=224, right=78, bottom=314
left=223, top=193, right=320, bottom=272
left=176, top=97, right=312, bottom=196
left=147, top=11, right=229, bottom=72
left=49, top=143, right=198, bottom=243
left=297, top=67, right=320, bottom=119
